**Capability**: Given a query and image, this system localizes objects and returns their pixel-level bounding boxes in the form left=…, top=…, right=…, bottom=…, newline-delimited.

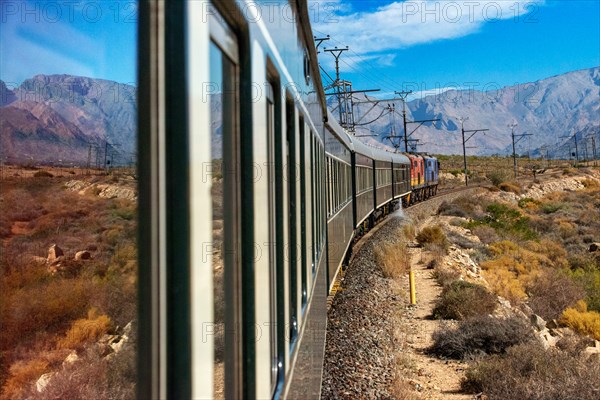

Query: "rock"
left=538, top=328, right=558, bottom=349
left=589, top=243, right=600, bottom=252
left=75, top=250, right=91, bottom=260
left=546, top=319, right=559, bottom=329
left=531, top=314, right=546, bottom=331
left=584, top=342, right=600, bottom=361
left=47, top=244, right=64, bottom=263
left=36, top=372, right=56, bottom=393
left=62, top=351, right=78, bottom=368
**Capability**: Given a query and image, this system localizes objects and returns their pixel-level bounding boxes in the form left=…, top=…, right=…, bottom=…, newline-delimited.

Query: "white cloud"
left=312, top=1, right=545, bottom=54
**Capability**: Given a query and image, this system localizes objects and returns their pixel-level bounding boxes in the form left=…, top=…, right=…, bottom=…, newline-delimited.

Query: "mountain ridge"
left=1, top=74, right=137, bottom=165
left=350, top=66, right=600, bottom=156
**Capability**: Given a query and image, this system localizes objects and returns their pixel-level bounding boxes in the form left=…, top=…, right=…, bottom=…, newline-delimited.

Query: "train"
left=135, top=1, right=439, bottom=399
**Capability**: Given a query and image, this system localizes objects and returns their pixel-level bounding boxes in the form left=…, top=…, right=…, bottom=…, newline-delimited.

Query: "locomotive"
left=135, top=1, right=439, bottom=398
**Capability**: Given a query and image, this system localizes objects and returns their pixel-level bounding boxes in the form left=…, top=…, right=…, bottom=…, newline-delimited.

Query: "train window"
left=265, top=79, right=280, bottom=393
left=209, top=10, right=241, bottom=396
left=286, top=98, right=298, bottom=345
left=299, top=120, right=307, bottom=306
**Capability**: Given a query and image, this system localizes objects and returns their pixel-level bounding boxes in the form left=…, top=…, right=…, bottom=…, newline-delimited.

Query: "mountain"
left=349, top=67, right=600, bottom=156
left=1, top=74, right=136, bottom=165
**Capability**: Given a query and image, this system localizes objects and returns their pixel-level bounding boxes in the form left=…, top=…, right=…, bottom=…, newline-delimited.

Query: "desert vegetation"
left=0, top=170, right=137, bottom=399
left=427, top=166, right=600, bottom=399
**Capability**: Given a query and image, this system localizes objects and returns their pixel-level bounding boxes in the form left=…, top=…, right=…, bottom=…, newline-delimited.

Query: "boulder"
left=546, top=319, right=560, bottom=330
left=538, top=328, right=558, bottom=349
left=530, top=314, right=546, bottom=331
left=47, top=244, right=64, bottom=263
left=36, top=372, right=56, bottom=393
left=75, top=250, right=91, bottom=260
left=589, top=243, right=600, bottom=252
left=62, top=351, right=78, bottom=368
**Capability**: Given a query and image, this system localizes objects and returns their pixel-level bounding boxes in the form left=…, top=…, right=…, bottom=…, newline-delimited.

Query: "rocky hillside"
left=1, top=75, right=136, bottom=165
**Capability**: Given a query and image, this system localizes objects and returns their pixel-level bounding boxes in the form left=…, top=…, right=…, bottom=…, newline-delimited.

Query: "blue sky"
left=1, top=0, right=137, bottom=86
left=311, top=0, right=600, bottom=99
left=1, top=0, right=598, bottom=94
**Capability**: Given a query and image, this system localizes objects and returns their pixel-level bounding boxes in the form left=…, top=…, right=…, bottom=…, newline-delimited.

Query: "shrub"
left=401, top=223, right=416, bottom=241
left=430, top=315, right=534, bottom=359
left=582, top=178, right=600, bottom=189
left=517, top=197, right=539, bottom=209
left=527, top=269, right=585, bottom=320
left=438, top=196, right=485, bottom=219
left=416, top=225, right=447, bottom=249
left=462, top=342, right=600, bottom=399
left=29, top=342, right=136, bottom=400
left=481, top=259, right=527, bottom=305
left=375, top=241, right=411, bottom=279
left=33, top=170, right=53, bottom=178
left=539, top=202, right=564, bottom=214
left=431, top=267, right=460, bottom=288
left=487, top=170, right=510, bottom=187
left=432, top=281, right=497, bottom=320
left=559, top=300, right=600, bottom=340
left=471, top=225, right=498, bottom=245
left=1, top=359, right=49, bottom=399
left=485, top=203, right=537, bottom=240
left=59, top=309, right=113, bottom=349
left=569, top=267, right=600, bottom=312
left=498, top=181, right=521, bottom=194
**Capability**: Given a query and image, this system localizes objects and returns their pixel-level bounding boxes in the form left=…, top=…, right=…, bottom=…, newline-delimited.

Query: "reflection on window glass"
left=210, top=41, right=225, bottom=400
left=0, top=2, right=138, bottom=399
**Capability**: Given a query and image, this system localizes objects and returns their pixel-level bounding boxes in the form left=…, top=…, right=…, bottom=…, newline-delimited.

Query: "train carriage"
left=371, top=147, right=394, bottom=213
left=138, top=1, right=330, bottom=398
left=392, top=153, right=412, bottom=207
left=325, top=114, right=355, bottom=291
left=350, top=138, right=375, bottom=232
left=136, top=1, right=443, bottom=398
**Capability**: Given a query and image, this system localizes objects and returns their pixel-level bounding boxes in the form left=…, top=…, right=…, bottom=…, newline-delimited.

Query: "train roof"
left=326, top=110, right=354, bottom=152
left=325, top=111, right=413, bottom=164
left=370, top=147, right=410, bottom=165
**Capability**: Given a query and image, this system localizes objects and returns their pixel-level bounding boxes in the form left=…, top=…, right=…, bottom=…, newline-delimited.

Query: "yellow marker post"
left=409, top=269, right=417, bottom=305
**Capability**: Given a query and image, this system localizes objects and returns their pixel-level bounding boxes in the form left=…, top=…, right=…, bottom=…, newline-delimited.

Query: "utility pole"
left=324, top=46, right=349, bottom=124
left=313, top=35, right=330, bottom=53
left=395, top=90, right=412, bottom=152
left=104, top=141, right=109, bottom=174
left=394, top=90, right=440, bottom=153
left=509, top=123, right=532, bottom=179
left=560, top=132, right=580, bottom=166
left=586, top=134, right=597, bottom=166
left=86, top=144, right=92, bottom=175
left=460, top=117, right=489, bottom=186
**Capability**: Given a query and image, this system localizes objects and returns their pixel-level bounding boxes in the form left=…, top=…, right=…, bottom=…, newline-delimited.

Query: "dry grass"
left=375, top=240, right=411, bottom=279
left=432, top=280, right=497, bottom=320
left=498, top=181, right=521, bottom=194
left=0, top=174, right=137, bottom=396
left=527, top=269, right=585, bottom=320
left=431, top=267, right=461, bottom=288
left=560, top=300, right=600, bottom=340
left=59, top=309, right=112, bottom=350
left=462, top=342, right=600, bottom=400
left=415, top=225, right=448, bottom=249
left=1, top=359, right=49, bottom=400
left=430, top=316, right=534, bottom=359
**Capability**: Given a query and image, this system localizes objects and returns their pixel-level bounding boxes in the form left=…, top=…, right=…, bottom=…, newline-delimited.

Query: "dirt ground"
left=396, top=217, right=473, bottom=400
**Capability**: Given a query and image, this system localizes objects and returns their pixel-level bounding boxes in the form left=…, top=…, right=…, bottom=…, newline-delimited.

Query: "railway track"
left=327, top=184, right=481, bottom=305
left=322, top=185, right=484, bottom=397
